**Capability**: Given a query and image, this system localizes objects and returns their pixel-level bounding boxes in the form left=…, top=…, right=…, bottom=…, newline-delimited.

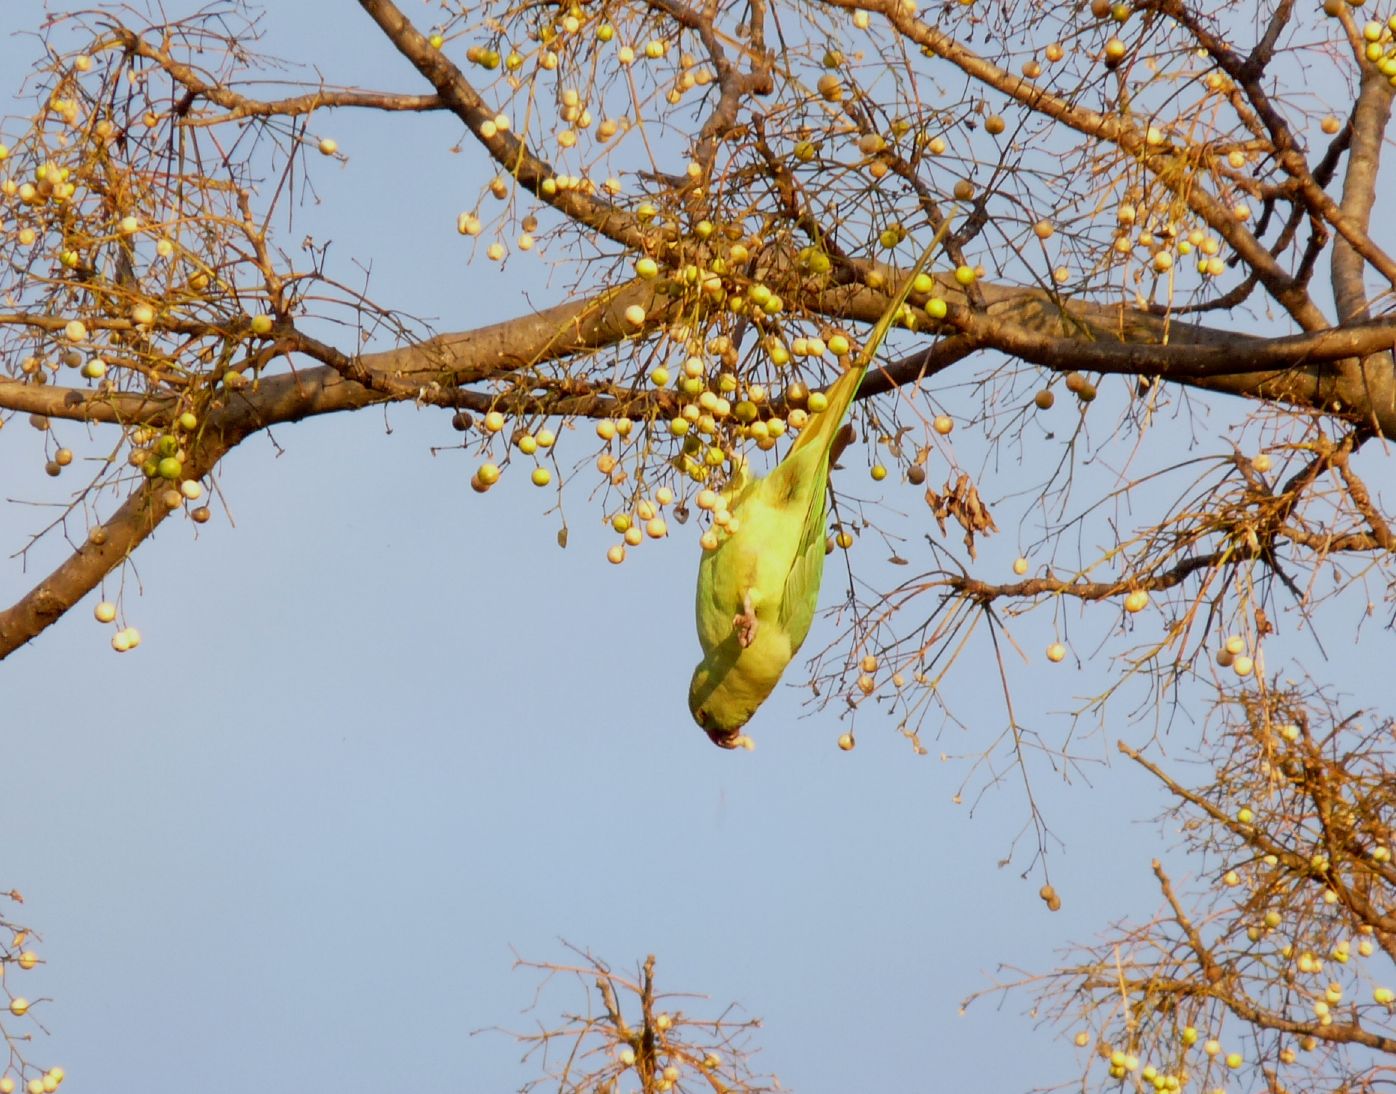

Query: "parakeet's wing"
left=773, top=486, right=827, bottom=652
left=693, top=473, right=760, bottom=657
left=768, top=364, right=867, bottom=646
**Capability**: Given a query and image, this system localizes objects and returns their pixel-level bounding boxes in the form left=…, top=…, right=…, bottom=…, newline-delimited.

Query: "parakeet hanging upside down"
left=687, top=368, right=862, bottom=747
left=688, top=227, right=952, bottom=748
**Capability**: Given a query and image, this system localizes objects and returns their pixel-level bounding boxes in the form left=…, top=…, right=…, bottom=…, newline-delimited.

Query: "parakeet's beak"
left=692, top=705, right=741, bottom=749
left=704, top=724, right=742, bottom=749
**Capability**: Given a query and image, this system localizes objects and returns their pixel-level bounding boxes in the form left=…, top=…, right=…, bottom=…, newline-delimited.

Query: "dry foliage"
left=0, top=889, right=64, bottom=1094
left=482, top=949, right=776, bottom=1092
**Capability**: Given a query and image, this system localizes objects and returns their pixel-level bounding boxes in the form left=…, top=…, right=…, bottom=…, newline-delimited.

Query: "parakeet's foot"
left=734, top=590, right=758, bottom=648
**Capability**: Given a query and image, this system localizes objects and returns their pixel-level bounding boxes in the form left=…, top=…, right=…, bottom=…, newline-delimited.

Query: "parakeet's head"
left=688, top=664, right=745, bottom=748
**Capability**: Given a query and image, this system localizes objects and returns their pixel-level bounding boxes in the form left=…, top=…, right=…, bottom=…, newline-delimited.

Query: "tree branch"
left=1331, top=70, right=1396, bottom=325
left=111, top=28, right=445, bottom=124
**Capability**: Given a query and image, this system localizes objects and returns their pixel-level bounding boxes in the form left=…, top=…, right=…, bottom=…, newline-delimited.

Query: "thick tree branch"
left=11, top=275, right=1396, bottom=439
left=809, top=276, right=1396, bottom=435
left=1332, top=70, right=1396, bottom=324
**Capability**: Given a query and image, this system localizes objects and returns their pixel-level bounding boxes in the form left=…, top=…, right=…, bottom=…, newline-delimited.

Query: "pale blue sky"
left=0, top=2, right=1383, bottom=1092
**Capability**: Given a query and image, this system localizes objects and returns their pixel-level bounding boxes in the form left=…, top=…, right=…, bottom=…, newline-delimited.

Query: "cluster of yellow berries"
left=1108, top=198, right=1232, bottom=279
left=693, top=482, right=738, bottom=552
left=439, top=3, right=724, bottom=259
left=468, top=413, right=560, bottom=492
left=1356, top=14, right=1396, bottom=85
left=1099, top=1028, right=1243, bottom=1085
left=1214, top=634, right=1256, bottom=677
left=0, top=1068, right=65, bottom=1094
left=845, top=653, right=915, bottom=708
left=604, top=489, right=674, bottom=564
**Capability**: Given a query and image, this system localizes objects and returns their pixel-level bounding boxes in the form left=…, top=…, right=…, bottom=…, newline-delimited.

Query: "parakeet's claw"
left=734, top=590, right=758, bottom=648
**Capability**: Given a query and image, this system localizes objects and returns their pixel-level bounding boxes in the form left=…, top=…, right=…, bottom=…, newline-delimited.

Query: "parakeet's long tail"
left=785, top=363, right=866, bottom=463
left=792, top=218, right=957, bottom=452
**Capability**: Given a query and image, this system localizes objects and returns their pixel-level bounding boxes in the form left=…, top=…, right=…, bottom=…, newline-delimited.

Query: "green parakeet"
left=688, top=228, right=951, bottom=747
